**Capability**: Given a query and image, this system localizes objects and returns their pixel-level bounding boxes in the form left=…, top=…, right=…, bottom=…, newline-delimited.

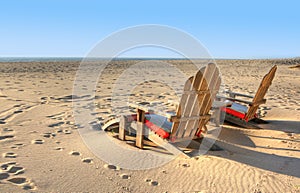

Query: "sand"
left=0, top=59, right=299, bottom=192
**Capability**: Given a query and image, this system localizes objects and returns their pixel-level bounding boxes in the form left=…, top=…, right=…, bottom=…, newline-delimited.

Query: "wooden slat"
left=146, top=127, right=190, bottom=158
left=183, top=66, right=209, bottom=137
left=245, top=65, right=277, bottom=120
left=129, top=103, right=154, bottom=114
left=175, top=69, right=203, bottom=138
left=136, top=109, right=145, bottom=148
left=130, top=122, right=189, bottom=157
left=136, top=122, right=144, bottom=148
left=225, top=91, right=254, bottom=98
left=170, top=76, right=194, bottom=138
left=183, top=90, right=219, bottom=95
left=217, top=96, right=253, bottom=105
left=193, top=64, right=217, bottom=135
left=119, top=116, right=126, bottom=141
left=170, top=114, right=211, bottom=122
left=102, top=117, right=120, bottom=131
left=225, top=113, right=262, bottom=129
left=170, top=63, right=221, bottom=140
left=198, top=65, right=221, bottom=133
left=193, top=63, right=221, bottom=137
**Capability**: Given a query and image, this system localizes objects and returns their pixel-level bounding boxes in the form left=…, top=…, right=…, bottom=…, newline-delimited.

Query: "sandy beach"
left=0, top=59, right=299, bottom=192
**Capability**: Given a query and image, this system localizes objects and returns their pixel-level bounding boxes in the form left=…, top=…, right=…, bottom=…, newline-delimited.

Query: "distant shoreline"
left=0, top=57, right=299, bottom=63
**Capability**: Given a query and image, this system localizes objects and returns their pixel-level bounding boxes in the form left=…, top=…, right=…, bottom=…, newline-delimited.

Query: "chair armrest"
left=212, top=100, right=233, bottom=108
left=128, top=102, right=176, bottom=121
left=129, top=102, right=155, bottom=113
left=225, top=91, right=254, bottom=99
left=216, top=96, right=253, bottom=105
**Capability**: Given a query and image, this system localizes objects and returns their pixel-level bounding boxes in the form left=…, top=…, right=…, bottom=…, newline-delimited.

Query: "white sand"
left=0, top=60, right=299, bottom=192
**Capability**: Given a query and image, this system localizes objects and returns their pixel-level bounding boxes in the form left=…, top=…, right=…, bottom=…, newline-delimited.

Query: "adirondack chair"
left=116, top=63, right=221, bottom=156
left=219, top=65, right=277, bottom=128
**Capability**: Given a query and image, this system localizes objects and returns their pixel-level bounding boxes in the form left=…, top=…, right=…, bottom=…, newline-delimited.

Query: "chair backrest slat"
left=170, top=63, right=221, bottom=141
left=245, top=65, right=277, bottom=120
left=169, top=76, right=194, bottom=137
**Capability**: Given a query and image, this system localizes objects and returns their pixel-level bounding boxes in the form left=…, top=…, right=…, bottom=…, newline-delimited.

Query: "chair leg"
left=119, top=116, right=126, bottom=141
left=136, top=122, right=144, bottom=148
left=214, top=107, right=221, bottom=127
left=136, top=109, right=145, bottom=149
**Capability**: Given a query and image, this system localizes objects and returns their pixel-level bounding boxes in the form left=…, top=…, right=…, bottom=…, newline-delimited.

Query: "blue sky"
left=0, top=0, right=299, bottom=58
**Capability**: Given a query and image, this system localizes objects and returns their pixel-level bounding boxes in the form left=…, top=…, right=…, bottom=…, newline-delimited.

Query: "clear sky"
left=0, top=0, right=299, bottom=59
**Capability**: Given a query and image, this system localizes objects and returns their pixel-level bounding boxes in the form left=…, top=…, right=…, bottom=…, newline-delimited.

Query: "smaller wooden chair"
left=218, top=65, right=277, bottom=128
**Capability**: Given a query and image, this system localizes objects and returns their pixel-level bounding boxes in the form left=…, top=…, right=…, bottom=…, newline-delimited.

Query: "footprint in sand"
left=82, top=158, right=93, bottom=164
left=1, top=162, right=17, bottom=169
left=13, top=110, right=23, bottom=114
left=150, top=181, right=159, bottom=186
left=69, top=151, right=81, bottom=156
left=1, top=162, right=25, bottom=175
left=11, top=143, right=25, bottom=149
left=42, top=133, right=51, bottom=138
left=6, top=165, right=25, bottom=175
left=104, top=164, right=118, bottom=170
left=182, top=163, right=190, bottom=168
left=54, top=147, right=64, bottom=151
left=22, top=183, right=36, bottom=190
left=31, top=139, right=44, bottom=144
left=2, top=128, right=14, bottom=132
left=63, top=129, right=72, bottom=134
left=3, top=152, right=17, bottom=158
left=120, top=173, right=131, bottom=179
left=0, top=135, right=14, bottom=140
left=48, top=122, right=64, bottom=128
left=40, top=96, right=48, bottom=103
left=145, top=178, right=160, bottom=186
left=0, top=172, right=10, bottom=180
left=7, top=177, right=27, bottom=184
left=42, top=132, right=56, bottom=138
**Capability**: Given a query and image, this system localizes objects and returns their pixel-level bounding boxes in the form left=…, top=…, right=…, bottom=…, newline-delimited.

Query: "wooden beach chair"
left=115, top=63, right=221, bottom=156
left=219, top=65, right=277, bottom=128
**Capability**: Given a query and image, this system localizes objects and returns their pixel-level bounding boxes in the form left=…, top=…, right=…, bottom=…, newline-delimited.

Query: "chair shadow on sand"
left=203, top=119, right=300, bottom=178
left=260, top=119, right=300, bottom=134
